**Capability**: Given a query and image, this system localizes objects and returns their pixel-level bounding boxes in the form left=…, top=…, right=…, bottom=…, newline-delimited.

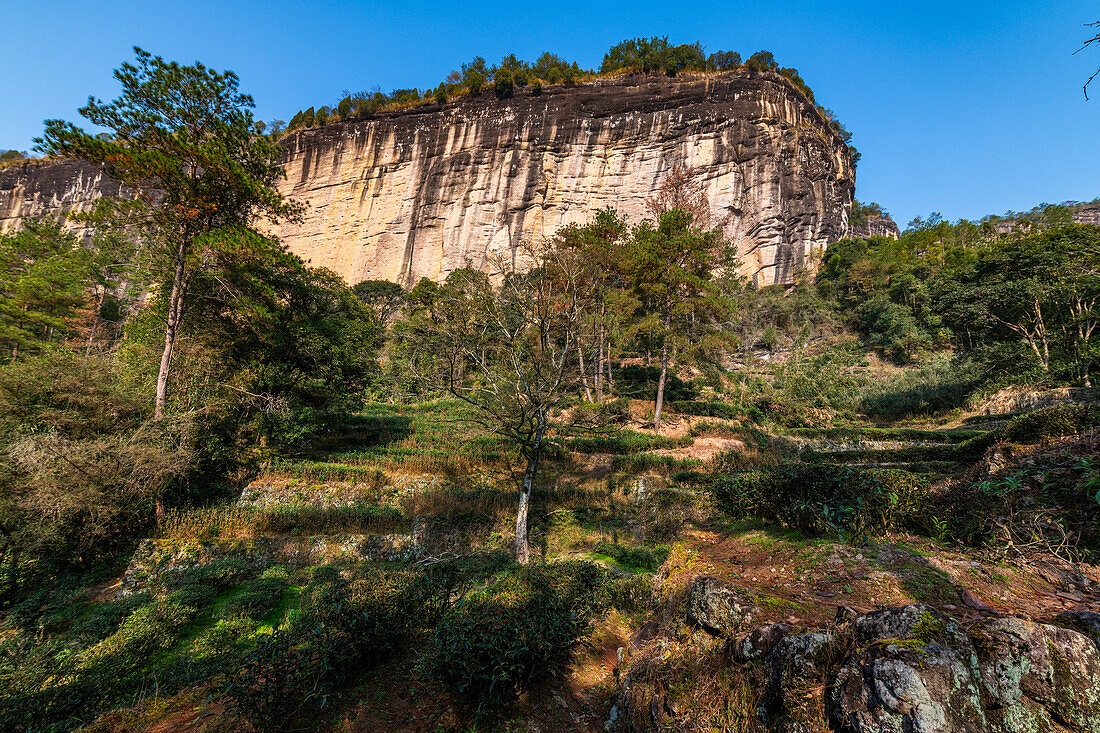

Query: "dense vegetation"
left=1, top=46, right=1098, bottom=732
left=277, top=37, right=851, bottom=158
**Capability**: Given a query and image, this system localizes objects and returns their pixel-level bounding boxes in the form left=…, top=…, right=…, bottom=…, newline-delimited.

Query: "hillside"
left=2, top=44, right=1099, bottom=733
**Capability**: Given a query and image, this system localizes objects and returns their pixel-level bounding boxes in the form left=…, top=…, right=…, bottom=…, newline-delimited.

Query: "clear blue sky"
left=2, top=0, right=1097, bottom=227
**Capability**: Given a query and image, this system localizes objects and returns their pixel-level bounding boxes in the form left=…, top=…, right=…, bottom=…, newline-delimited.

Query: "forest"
left=0, top=46, right=1099, bottom=733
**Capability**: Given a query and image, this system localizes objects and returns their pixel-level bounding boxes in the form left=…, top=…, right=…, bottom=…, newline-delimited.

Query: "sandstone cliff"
left=0, top=159, right=126, bottom=236
left=848, top=213, right=900, bottom=239
left=0, top=71, right=855, bottom=286
left=270, top=72, right=854, bottom=286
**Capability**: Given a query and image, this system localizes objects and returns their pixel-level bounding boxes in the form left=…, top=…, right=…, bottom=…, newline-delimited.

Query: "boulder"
left=833, top=605, right=988, bottom=733
left=1053, top=610, right=1100, bottom=648
left=731, top=622, right=792, bottom=662
left=685, top=577, right=759, bottom=636
left=971, top=617, right=1100, bottom=732
left=766, top=632, right=840, bottom=732
left=610, top=596, right=1100, bottom=733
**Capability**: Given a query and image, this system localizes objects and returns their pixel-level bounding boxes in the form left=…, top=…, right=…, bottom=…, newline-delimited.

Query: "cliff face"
left=0, top=72, right=855, bottom=286
left=849, top=213, right=900, bottom=240
left=271, top=72, right=854, bottom=286
left=0, top=159, right=127, bottom=236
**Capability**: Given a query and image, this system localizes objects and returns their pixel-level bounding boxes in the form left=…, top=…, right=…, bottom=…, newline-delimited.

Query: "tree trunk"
left=606, top=336, right=614, bottom=392
left=514, top=423, right=545, bottom=565
left=578, top=347, right=592, bottom=402
left=86, top=288, right=106, bottom=356
left=154, top=239, right=189, bottom=420
left=595, top=327, right=604, bottom=403
left=654, top=327, right=670, bottom=434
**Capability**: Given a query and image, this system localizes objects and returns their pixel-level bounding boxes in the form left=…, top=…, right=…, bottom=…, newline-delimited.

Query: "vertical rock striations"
left=270, top=72, right=854, bottom=286
left=0, top=159, right=126, bottom=238
left=0, top=71, right=855, bottom=286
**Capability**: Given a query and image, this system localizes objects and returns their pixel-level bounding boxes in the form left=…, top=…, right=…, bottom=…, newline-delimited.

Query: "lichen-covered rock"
left=969, top=616, right=1100, bottom=732
left=1053, top=610, right=1100, bottom=649
left=833, top=605, right=988, bottom=733
left=611, top=595, right=1100, bottom=733
left=765, top=632, right=840, bottom=732
left=731, top=622, right=792, bottom=662
left=685, top=576, right=759, bottom=635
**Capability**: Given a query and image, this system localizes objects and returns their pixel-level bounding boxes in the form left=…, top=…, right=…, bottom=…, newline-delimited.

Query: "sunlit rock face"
left=849, top=213, right=900, bottom=240
left=0, top=71, right=855, bottom=286
left=268, top=71, right=854, bottom=287
left=0, top=159, right=126, bottom=237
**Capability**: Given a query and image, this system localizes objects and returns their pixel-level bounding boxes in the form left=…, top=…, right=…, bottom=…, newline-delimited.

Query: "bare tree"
left=397, top=244, right=585, bottom=563
left=1078, top=20, right=1100, bottom=98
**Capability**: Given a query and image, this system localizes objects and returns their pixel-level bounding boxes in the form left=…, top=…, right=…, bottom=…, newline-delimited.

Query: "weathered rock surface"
left=848, top=213, right=900, bottom=240
left=611, top=586, right=1100, bottom=733
left=685, top=576, right=760, bottom=635
left=0, top=72, right=855, bottom=287
left=834, top=605, right=987, bottom=733
left=0, top=159, right=127, bottom=238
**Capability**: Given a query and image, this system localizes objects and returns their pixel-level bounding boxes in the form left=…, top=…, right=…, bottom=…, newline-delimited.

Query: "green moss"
left=911, top=611, right=946, bottom=642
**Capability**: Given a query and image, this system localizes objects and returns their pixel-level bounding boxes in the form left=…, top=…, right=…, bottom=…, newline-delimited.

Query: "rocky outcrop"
left=848, top=213, right=900, bottom=240
left=0, top=72, right=854, bottom=286
left=685, top=576, right=760, bottom=634
left=610, top=589, right=1100, bottom=732
left=0, top=159, right=126, bottom=237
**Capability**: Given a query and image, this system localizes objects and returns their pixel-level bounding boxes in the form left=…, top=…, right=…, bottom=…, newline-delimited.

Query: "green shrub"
left=566, top=430, right=691, bottom=454
left=613, top=365, right=696, bottom=401
left=600, top=574, right=654, bottom=614
left=859, top=354, right=980, bottom=417
left=222, top=569, right=289, bottom=618
left=223, top=565, right=455, bottom=729
left=594, top=541, right=669, bottom=571
left=426, top=561, right=607, bottom=719
left=192, top=616, right=258, bottom=658
left=84, top=599, right=195, bottom=670
left=74, top=592, right=152, bottom=641
left=1000, top=403, right=1098, bottom=444
left=668, top=400, right=739, bottom=420
left=710, top=464, right=930, bottom=540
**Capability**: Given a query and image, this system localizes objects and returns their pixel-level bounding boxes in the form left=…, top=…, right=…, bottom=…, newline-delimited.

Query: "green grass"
left=564, top=430, right=692, bottom=454
left=783, top=426, right=987, bottom=443
left=159, top=504, right=408, bottom=540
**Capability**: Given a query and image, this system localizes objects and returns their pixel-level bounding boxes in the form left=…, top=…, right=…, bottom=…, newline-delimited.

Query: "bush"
left=74, top=592, right=152, bottom=641
left=614, top=365, right=696, bottom=401
left=668, top=400, right=739, bottom=420
left=600, top=574, right=654, bottom=614
left=1000, top=403, right=1098, bottom=444
left=710, top=464, right=930, bottom=540
left=223, top=565, right=455, bottom=729
left=565, top=430, right=691, bottom=454
left=426, top=561, right=607, bottom=719
left=594, top=541, right=669, bottom=571
left=859, top=354, right=980, bottom=418
left=222, top=567, right=289, bottom=618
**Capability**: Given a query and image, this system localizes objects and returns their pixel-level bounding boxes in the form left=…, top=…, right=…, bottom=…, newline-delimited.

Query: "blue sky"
left=2, top=0, right=1097, bottom=227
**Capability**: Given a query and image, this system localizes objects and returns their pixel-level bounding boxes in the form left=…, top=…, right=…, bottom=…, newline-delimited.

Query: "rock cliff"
left=0, top=71, right=855, bottom=286
left=848, top=213, right=900, bottom=239
left=0, top=159, right=127, bottom=237
left=270, top=72, right=854, bottom=286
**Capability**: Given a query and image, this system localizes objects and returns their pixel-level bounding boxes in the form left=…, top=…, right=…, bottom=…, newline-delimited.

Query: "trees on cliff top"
left=36, top=47, right=301, bottom=420
left=283, top=40, right=825, bottom=137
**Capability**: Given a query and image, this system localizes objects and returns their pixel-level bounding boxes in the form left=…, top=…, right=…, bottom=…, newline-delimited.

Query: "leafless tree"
left=399, top=244, right=586, bottom=563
